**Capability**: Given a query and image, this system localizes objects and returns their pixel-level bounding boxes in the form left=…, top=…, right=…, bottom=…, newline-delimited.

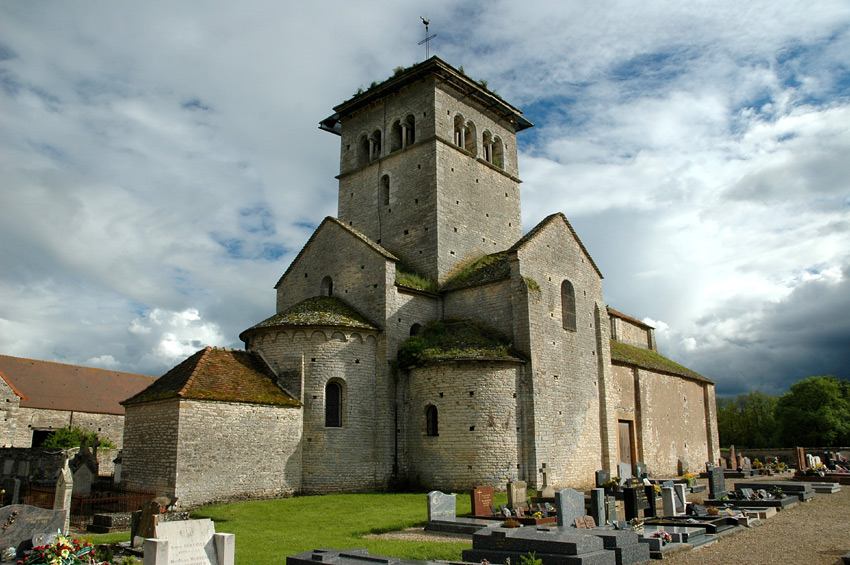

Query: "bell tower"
left=320, top=57, right=533, bottom=283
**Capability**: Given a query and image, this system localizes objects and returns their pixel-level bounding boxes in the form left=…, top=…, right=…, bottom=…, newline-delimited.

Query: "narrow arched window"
left=453, top=115, right=465, bottom=147
left=493, top=136, right=504, bottom=169
left=321, top=275, right=333, bottom=296
left=370, top=129, right=382, bottom=160
left=426, top=405, right=438, bottom=436
left=390, top=120, right=403, bottom=152
left=325, top=381, right=342, bottom=427
left=464, top=121, right=477, bottom=155
left=483, top=131, right=493, bottom=163
left=358, top=135, right=370, bottom=167
left=404, top=114, right=416, bottom=146
left=561, top=280, right=577, bottom=331
left=381, top=175, right=390, bottom=206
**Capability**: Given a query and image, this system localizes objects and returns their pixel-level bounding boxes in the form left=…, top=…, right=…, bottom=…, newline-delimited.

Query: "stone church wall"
left=274, top=220, right=391, bottom=328
left=612, top=363, right=716, bottom=477
left=514, top=218, right=614, bottom=489
left=442, top=279, right=514, bottom=338
left=0, top=379, right=19, bottom=448
left=121, top=399, right=179, bottom=497
left=611, top=315, right=654, bottom=350
left=405, top=360, right=523, bottom=490
left=252, top=328, right=384, bottom=494
left=10, top=407, right=124, bottom=450
left=174, top=399, right=301, bottom=508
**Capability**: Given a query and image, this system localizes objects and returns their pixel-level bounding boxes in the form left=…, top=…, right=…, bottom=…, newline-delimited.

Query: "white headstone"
left=146, top=519, right=235, bottom=565
left=52, top=460, right=72, bottom=534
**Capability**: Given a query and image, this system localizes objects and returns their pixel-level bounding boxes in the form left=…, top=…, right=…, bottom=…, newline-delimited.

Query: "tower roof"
left=320, top=56, right=533, bottom=135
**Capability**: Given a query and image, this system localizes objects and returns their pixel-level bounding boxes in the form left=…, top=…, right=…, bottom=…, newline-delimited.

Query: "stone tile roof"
left=610, top=340, right=713, bottom=384
left=510, top=212, right=603, bottom=279
left=122, top=347, right=300, bottom=407
left=240, top=296, right=378, bottom=343
left=441, top=252, right=511, bottom=291
left=0, top=354, right=155, bottom=415
left=275, top=217, right=397, bottom=289
left=608, top=307, right=654, bottom=329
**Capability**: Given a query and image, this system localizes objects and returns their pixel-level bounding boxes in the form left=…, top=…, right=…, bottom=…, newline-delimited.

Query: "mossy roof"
left=241, top=296, right=378, bottom=340
left=441, top=253, right=512, bottom=291
left=121, top=347, right=301, bottom=407
left=610, top=340, right=713, bottom=384
left=397, top=318, right=525, bottom=368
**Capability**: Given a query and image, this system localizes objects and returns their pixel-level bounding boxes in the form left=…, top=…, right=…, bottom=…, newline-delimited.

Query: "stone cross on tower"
left=538, top=462, right=555, bottom=499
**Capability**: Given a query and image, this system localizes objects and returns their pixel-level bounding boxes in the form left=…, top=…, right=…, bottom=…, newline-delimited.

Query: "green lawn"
left=89, top=491, right=509, bottom=564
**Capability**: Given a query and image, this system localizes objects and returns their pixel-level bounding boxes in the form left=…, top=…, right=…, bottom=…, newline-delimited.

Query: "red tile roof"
left=122, top=347, right=301, bottom=407
left=0, top=354, right=157, bottom=416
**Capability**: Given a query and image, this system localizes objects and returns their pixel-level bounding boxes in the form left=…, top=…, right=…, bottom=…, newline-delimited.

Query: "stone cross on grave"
left=538, top=463, right=555, bottom=499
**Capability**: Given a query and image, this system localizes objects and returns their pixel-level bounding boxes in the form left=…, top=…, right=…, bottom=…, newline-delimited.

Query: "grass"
left=396, top=319, right=517, bottom=368
left=442, top=253, right=510, bottom=291
left=395, top=264, right=438, bottom=293
left=87, top=491, right=511, bottom=564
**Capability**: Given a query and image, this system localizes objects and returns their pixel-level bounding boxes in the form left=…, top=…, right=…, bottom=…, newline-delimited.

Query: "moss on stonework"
left=610, top=340, right=710, bottom=383
left=523, top=276, right=540, bottom=292
left=442, top=253, right=511, bottom=291
left=250, top=296, right=376, bottom=330
left=397, top=318, right=520, bottom=368
left=396, top=264, right=438, bottom=293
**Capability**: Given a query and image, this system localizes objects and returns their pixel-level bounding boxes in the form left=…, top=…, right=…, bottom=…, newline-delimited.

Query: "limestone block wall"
left=121, top=400, right=179, bottom=497
left=611, top=315, right=654, bottom=350
left=251, top=327, right=386, bottom=494
left=442, top=279, right=514, bottom=339
left=11, top=408, right=125, bottom=449
left=386, top=287, right=440, bottom=358
left=274, top=220, right=391, bottom=327
left=635, top=369, right=713, bottom=477
left=405, top=360, right=523, bottom=491
left=174, top=400, right=302, bottom=508
left=0, top=380, right=20, bottom=448
left=513, top=217, right=614, bottom=489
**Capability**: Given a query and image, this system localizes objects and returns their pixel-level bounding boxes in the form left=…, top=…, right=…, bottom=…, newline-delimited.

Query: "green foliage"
left=609, top=341, right=706, bottom=382
left=41, top=426, right=115, bottom=449
left=717, top=390, right=778, bottom=448
left=442, top=253, right=510, bottom=290
left=774, top=375, right=850, bottom=447
left=393, top=66, right=406, bottom=76
left=395, top=265, right=438, bottom=293
left=396, top=319, right=514, bottom=368
left=520, top=552, right=542, bottom=565
left=479, top=79, right=488, bottom=89
left=523, top=277, right=540, bottom=292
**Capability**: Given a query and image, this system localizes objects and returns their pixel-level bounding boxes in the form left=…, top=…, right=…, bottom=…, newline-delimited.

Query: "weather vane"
left=419, top=16, right=437, bottom=59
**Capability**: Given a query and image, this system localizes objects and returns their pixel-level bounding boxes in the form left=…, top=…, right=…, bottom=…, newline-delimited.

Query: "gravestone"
left=673, top=484, right=687, bottom=512
left=590, top=488, right=606, bottom=526
left=606, top=495, right=617, bottom=523
left=728, top=445, right=737, bottom=468
left=471, top=486, right=495, bottom=516
left=537, top=463, right=555, bottom=499
left=633, top=462, right=647, bottom=479
left=462, top=524, right=617, bottom=565
left=742, top=457, right=752, bottom=470
left=0, top=505, right=68, bottom=555
left=736, top=454, right=745, bottom=470
left=707, top=466, right=727, bottom=499
left=617, top=462, right=632, bottom=482
left=2, top=460, right=13, bottom=476
left=133, top=500, right=165, bottom=547
left=719, top=457, right=728, bottom=469
left=507, top=480, right=528, bottom=510
left=595, top=470, right=611, bottom=488
left=555, top=488, right=585, bottom=527
left=52, top=459, right=72, bottom=535
left=69, top=440, right=99, bottom=496
left=145, top=518, right=234, bottom=565
left=622, top=479, right=649, bottom=521
left=642, top=485, right=657, bottom=518
left=661, top=487, right=677, bottom=516
left=427, top=491, right=456, bottom=522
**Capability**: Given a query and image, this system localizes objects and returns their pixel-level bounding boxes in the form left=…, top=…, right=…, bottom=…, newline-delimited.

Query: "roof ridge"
left=178, top=346, right=213, bottom=398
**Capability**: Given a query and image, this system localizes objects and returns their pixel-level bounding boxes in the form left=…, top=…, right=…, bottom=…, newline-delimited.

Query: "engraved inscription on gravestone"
left=471, top=486, right=495, bottom=516
left=153, top=519, right=217, bottom=565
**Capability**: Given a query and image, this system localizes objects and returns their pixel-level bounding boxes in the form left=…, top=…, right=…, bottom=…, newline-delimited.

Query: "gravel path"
left=663, top=476, right=850, bottom=565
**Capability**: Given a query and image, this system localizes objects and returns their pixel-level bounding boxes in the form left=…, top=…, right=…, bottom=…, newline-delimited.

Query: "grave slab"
left=556, top=488, right=586, bottom=527
left=0, top=505, right=68, bottom=555
left=145, top=518, right=234, bottom=565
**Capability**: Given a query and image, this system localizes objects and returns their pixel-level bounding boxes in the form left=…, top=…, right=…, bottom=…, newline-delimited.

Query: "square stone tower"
left=321, top=57, right=533, bottom=283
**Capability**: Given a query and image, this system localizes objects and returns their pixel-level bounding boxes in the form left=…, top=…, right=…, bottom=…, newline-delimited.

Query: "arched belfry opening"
left=321, top=276, right=334, bottom=296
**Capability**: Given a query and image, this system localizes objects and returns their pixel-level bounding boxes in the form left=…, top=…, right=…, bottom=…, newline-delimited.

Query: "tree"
left=775, top=375, right=850, bottom=447
left=41, top=426, right=116, bottom=449
left=717, top=390, right=778, bottom=448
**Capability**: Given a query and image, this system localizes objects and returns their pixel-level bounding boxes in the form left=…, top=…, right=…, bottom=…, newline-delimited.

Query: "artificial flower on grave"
left=17, top=533, right=105, bottom=565
left=653, top=484, right=662, bottom=494
left=652, top=530, right=673, bottom=545
left=532, top=511, right=546, bottom=519
left=629, top=518, right=644, bottom=532
left=682, top=473, right=696, bottom=486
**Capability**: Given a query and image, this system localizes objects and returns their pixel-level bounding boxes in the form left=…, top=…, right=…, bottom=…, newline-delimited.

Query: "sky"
left=1, top=1, right=849, bottom=397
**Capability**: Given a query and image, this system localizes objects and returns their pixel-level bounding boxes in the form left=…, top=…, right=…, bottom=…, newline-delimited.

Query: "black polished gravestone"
left=643, top=485, right=658, bottom=518
left=622, top=480, right=649, bottom=521
left=0, top=505, right=68, bottom=555
left=707, top=465, right=727, bottom=499
left=462, top=527, right=618, bottom=565
left=595, top=470, right=611, bottom=488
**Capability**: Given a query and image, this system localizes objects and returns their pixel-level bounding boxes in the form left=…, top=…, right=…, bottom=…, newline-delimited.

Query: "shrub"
left=41, top=426, right=115, bottom=450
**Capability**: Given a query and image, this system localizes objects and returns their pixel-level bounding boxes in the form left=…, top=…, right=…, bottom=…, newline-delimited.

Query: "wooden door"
left=618, top=420, right=633, bottom=466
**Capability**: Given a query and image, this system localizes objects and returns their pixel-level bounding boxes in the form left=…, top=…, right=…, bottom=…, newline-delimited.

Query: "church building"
left=121, top=57, right=719, bottom=508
